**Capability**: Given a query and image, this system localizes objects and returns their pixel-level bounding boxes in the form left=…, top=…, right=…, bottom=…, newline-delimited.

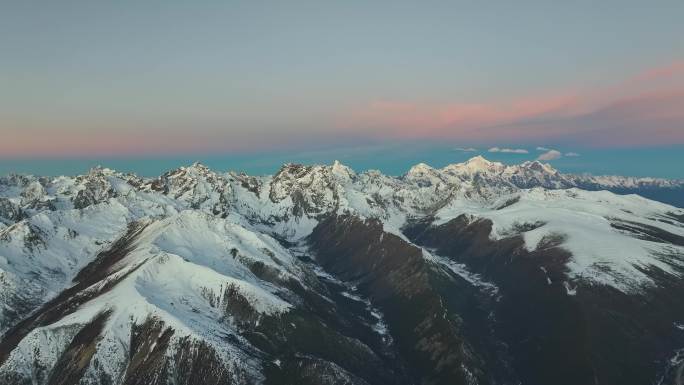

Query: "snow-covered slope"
left=435, top=188, right=684, bottom=292
left=1, top=157, right=682, bottom=318
left=0, top=157, right=683, bottom=385
left=1, top=211, right=299, bottom=384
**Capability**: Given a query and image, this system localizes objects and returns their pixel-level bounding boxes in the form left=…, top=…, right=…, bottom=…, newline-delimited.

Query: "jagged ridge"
left=0, top=157, right=683, bottom=385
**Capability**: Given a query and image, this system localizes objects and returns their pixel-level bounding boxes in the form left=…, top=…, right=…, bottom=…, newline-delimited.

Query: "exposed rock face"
left=0, top=198, right=23, bottom=223
left=0, top=157, right=683, bottom=385
left=309, top=215, right=489, bottom=385
left=46, top=310, right=112, bottom=385
left=405, top=215, right=684, bottom=385
left=72, top=168, right=119, bottom=210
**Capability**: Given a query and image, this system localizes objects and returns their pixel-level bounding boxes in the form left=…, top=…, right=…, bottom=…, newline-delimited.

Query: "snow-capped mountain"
left=0, top=157, right=683, bottom=385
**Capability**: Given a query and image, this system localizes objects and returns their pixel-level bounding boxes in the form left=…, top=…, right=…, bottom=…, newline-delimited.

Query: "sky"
left=1, top=1, right=683, bottom=177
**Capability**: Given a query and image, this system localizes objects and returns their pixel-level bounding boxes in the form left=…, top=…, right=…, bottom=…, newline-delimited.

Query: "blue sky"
left=1, top=1, right=683, bottom=177
left=1, top=143, right=683, bottom=179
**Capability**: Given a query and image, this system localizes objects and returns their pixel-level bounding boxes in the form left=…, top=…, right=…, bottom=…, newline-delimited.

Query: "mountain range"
left=0, top=156, right=683, bottom=385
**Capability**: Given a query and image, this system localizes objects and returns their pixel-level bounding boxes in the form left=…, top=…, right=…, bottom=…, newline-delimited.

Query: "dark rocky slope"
left=405, top=215, right=684, bottom=385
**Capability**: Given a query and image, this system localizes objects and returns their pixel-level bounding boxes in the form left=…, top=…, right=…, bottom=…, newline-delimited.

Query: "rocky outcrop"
left=0, top=198, right=23, bottom=223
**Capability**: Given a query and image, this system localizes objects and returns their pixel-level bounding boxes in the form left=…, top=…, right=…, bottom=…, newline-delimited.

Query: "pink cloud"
left=344, top=93, right=580, bottom=140
left=1, top=125, right=371, bottom=159
left=632, top=60, right=684, bottom=83
left=341, top=59, right=684, bottom=146
left=4, top=59, right=684, bottom=158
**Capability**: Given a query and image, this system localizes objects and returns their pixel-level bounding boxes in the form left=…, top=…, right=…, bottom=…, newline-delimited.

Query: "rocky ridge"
left=0, top=157, right=683, bottom=385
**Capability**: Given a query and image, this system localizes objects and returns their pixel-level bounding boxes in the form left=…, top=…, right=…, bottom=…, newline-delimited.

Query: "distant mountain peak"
left=443, top=155, right=504, bottom=175
left=331, top=160, right=356, bottom=181
left=466, top=154, right=491, bottom=165
left=407, top=162, right=435, bottom=175
left=87, top=165, right=117, bottom=177
left=520, top=160, right=558, bottom=174
left=182, top=161, right=212, bottom=173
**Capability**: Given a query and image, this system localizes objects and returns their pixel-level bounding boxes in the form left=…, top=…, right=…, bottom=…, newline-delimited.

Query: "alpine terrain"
left=1, top=156, right=683, bottom=385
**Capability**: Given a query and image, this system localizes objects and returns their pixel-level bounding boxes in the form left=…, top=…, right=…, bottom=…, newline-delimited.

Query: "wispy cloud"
left=488, top=147, right=529, bottom=154
left=346, top=95, right=578, bottom=140
left=4, top=60, right=684, bottom=158
left=537, top=149, right=562, bottom=161
left=343, top=60, right=684, bottom=147
left=565, top=152, right=580, bottom=157
left=454, top=147, right=478, bottom=152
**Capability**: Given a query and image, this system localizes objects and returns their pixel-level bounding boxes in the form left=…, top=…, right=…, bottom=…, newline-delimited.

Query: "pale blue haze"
left=2, top=144, right=683, bottom=179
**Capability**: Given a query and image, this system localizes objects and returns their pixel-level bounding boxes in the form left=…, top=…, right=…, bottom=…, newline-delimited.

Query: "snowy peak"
left=519, top=160, right=558, bottom=175
left=331, top=160, right=356, bottom=182
left=460, top=155, right=495, bottom=169
left=443, top=155, right=506, bottom=175
left=268, top=163, right=342, bottom=218
left=407, top=162, right=435, bottom=176
left=441, top=156, right=556, bottom=177
left=140, top=162, right=232, bottom=215
left=181, top=161, right=213, bottom=176
left=71, top=168, right=120, bottom=209
left=164, top=162, right=217, bottom=182
left=86, top=165, right=118, bottom=177
left=404, top=163, right=449, bottom=190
